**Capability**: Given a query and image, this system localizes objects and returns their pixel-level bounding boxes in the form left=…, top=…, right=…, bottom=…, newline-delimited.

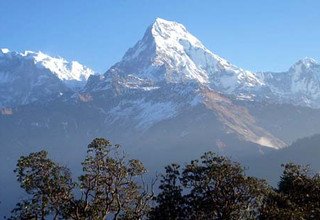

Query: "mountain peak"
left=152, top=17, right=187, bottom=35
left=0, top=49, right=94, bottom=86
left=290, top=57, right=318, bottom=71
left=150, top=18, right=204, bottom=51
left=0, top=48, right=10, bottom=54
left=153, top=17, right=180, bottom=27
left=0, top=49, right=95, bottom=100
left=103, top=18, right=263, bottom=92
left=115, top=17, right=210, bottom=84
left=300, top=57, right=317, bottom=63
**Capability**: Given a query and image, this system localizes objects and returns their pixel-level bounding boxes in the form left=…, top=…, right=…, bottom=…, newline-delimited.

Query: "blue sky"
left=1, top=0, right=320, bottom=73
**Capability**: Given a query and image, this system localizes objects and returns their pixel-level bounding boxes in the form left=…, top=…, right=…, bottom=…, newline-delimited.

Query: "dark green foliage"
left=150, top=152, right=268, bottom=220
left=149, top=164, right=186, bottom=219
left=76, top=138, right=153, bottom=219
left=259, top=189, right=305, bottom=219
left=9, top=151, right=74, bottom=220
left=260, top=163, right=320, bottom=219
left=183, top=152, right=267, bottom=219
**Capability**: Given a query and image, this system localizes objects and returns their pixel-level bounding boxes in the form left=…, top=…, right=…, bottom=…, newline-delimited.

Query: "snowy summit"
left=100, top=18, right=263, bottom=95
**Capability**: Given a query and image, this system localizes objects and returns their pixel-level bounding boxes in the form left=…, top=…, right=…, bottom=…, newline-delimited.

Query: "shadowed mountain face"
left=243, top=134, right=320, bottom=186
left=2, top=18, right=320, bottom=215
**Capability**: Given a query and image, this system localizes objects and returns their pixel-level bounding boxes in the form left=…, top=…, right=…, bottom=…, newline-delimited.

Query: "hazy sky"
left=1, top=0, right=320, bottom=73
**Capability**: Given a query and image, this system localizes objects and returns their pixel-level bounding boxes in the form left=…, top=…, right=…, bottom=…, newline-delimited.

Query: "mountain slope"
left=243, top=133, right=320, bottom=186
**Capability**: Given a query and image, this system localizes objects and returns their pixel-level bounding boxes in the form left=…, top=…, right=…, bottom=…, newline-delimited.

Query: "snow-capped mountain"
left=2, top=18, right=320, bottom=149
left=257, top=58, right=320, bottom=107
left=90, top=18, right=263, bottom=94
left=89, top=18, right=320, bottom=109
left=0, top=49, right=94, bottom=107
left=85, top=18, right=285, bottom=149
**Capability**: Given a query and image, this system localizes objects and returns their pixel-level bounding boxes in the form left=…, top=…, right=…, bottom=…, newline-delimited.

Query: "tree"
left=12, top=139, right=320, bottom=219
left=75, top=138, right=154, bottom=219
left=151, top=152, right=268, bottom=220
left=9, top=138, right=154, bottom=220
left=149, top=164, right=186, bottom=220
left=259, top=189, right=305, bottom=219
left=181, top=152, right=267, bottom=219
left=9, top=151, right=74, bottom=220
left=260, top=163, right=320, bottom=219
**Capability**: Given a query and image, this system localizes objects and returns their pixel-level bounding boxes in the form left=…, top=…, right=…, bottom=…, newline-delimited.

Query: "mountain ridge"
left=2, top=18, right=320, bottom=108
left=84, top=18, right=320, bottom=108
left=0, top=49, right=94, bottom=107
